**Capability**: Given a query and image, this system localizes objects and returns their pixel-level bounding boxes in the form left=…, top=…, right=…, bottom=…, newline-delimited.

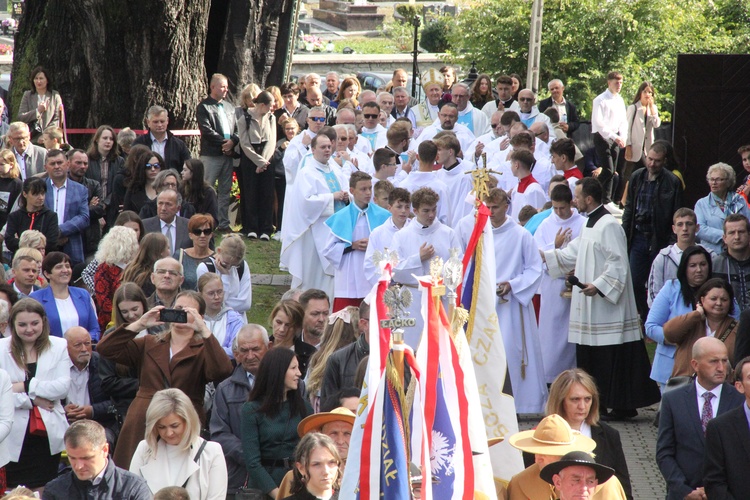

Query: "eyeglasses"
left=163, top=182, right=177, bottom=189
left=218, top=259, right=239, bottom=269
left=204, top=290, right=224, bottom=298
left=192, top=228, right=213, bottom=236
left=363, top=114, right=379, bottom=119
left=309, top=116, right=326, bottom=123
left=519, top=97, right=534, bottom=102
left=491, top=123, right=502, bottom=129
left=708, top=177, right=728, bottom=184
left=155, top=269, right=181, bottom=276
left=146, top=163, right=161, bottom=170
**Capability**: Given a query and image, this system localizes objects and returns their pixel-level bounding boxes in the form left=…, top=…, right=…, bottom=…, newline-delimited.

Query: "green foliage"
left=380, top=19, right=417, bottom=52
left=447, top=0, right=742, bottom=120
left=420, top=16, right=453, bottom=53
left=395, top=4, right=421, bottom=24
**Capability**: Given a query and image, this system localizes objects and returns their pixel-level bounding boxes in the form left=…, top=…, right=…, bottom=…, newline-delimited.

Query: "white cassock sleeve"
left=590, top=222, right=630, bottom=305
left=507, top=231, right=543, bottom=307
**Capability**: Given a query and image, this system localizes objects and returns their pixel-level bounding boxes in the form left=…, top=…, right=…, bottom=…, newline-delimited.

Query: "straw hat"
left=421, top=68, right=445, bottom=91
left=297, top=407, right=355, bottom=437
left=508, top=414, right=596, bottom=455
left=540, top=451, right=615, bottom=484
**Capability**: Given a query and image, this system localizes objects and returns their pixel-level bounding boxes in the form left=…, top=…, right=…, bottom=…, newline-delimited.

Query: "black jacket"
left=592, top=421, right=633, bottom=500
left=64, top=352, right=118, bottom=426
left=197, top=96, right=239, bottom=156
left=132, top=130, right=191, bottom=173
left=86, top=155, right=125, bottom=229
left=293, top=334, right=318, bottom=379
left=538, top=96, right=580, bottom=135
left=321, top=335, right=369, bottom=404
left=621, top=167, right=683, bottom=251
left=42, top=457, right=152, bottom=499
left=138, top=199, right=196, bottom=221
left=5, top=205, right=59, bottom=254
left=72, top=176, right=105, bottom=256
left=98, top=326, right=141, bottom=421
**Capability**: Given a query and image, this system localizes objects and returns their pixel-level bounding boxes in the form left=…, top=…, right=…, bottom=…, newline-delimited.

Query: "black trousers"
left=593, top=132, right=620, bottom=204
left=239, top=154, right=275, bottom=235
left=274, top=175, right=286, bottom=231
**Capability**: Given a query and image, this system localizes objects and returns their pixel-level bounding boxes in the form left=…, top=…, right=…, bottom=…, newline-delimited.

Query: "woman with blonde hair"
left=96, top=290, right=233, bottom=470
left=196, top=234, right=251, bottom=321
left=286, top=433, right=341, bottom=499
left=17, top=230, right=46, bottom=257
left=0, top=149, right=21, bottom=231
left=545, top=369, right=632, bottom=498
left=695, top=163, right=750, bottom=253
left=0, top=298, right=70, bottom=492
left=268, top=299, right=305, bottom=349
left=305, top=306, right=359, bottom=412
left=121, top=232, right=171, bottom=297
left=198, top=272, right=243, bottom=357
left=130, top=388, right=228, bottom=500
left=93, top=225, right=140, bottom=331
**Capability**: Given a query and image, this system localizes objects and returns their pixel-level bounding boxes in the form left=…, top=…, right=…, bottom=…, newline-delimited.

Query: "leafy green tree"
left=448, top=0, right=737, bottom=120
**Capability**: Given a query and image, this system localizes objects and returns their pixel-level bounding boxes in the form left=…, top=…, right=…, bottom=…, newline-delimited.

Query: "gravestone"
left=313, top=0, right=385, bottom=31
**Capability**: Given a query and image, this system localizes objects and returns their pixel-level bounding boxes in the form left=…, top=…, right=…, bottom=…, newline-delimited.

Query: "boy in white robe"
left=323, top=171, right=391, bottom=312
left=485, top=187, right=548, bottom=413
left=433, top=133, right=475, bottom=227
left=509, top=147, right=547, bottom=221
left=363, top=187, right=411, bottom=286
left=398, top=140, right=451, bottom=225
left=533, top=184, right=585, bottom=383
left=279, top=134, right=349, bottom=300
left=391, top=187, right=462, bottom=348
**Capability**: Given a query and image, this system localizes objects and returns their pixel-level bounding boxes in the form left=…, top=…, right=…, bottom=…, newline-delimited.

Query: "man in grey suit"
left=141, top=189, right=192, bottom=253
left=8, top=121, right=46, bottom=180
left=657, top=337, right=744, bottom=500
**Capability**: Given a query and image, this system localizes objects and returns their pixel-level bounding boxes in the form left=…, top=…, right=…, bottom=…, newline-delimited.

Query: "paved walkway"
left=251, top=274, right=292, bottom=286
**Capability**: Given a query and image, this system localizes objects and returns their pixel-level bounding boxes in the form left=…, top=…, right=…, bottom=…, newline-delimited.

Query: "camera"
left=159, top=308, right=188, bottom=324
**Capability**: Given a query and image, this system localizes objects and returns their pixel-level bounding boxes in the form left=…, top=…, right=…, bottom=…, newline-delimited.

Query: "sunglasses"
left=145, top=163, right=161, bottom=170
left=191, top=228, right=212, bottom=236
left=309, top=116, right=326, bottom=123
left=363, top=114, right=379, bottom=119
left=519, top=97, right=534, bottom=102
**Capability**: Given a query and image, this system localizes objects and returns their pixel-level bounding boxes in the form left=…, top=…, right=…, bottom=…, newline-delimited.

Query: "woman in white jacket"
left=0, top=367, right=15, bottom=491
left=0, top=298, right=70, bottom=492
left=130, top=388, right=227, bottom=500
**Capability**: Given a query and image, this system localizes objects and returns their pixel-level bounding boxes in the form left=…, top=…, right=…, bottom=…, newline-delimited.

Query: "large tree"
left=11, top=0, right=296, bottom=134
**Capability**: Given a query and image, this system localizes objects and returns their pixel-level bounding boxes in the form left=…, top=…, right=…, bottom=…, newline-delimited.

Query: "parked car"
left=356, top=71, right=424, bottom=103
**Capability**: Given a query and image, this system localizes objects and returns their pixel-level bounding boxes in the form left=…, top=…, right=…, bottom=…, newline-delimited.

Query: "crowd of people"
left=0, top=61, right=746, bottom=500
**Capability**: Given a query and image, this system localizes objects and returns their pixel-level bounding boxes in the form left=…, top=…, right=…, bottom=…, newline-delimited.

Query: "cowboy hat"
left=539, top=450, right=615, bottom=484
left=297, top=407, right=355, bottom=437
left=508, top=414, right=596, bottom=455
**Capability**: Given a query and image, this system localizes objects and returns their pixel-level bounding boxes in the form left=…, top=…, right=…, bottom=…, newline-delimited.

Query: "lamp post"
left=411, top=14, right=421, bottom=99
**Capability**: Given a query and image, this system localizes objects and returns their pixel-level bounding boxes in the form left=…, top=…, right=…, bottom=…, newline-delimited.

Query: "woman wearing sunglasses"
left=178, top=214, right=216, bottom=291
left=123, top=150, right=165, bottom=213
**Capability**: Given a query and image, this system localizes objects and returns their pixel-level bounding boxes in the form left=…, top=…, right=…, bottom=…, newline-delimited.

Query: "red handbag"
left=29, top=406, right=47, bottom=437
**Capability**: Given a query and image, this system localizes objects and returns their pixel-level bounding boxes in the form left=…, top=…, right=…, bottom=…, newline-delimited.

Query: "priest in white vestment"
left=280, top=134, right=349, bottom=301
left=452, top=83, right=491, bottom=136
left=542, top=178, right=660, bottom=417
left=409, top=103, right=475, bottom=157
left=484, top=187, right=547, bottom=413
left=533, top=184, right=585, bottom=383
left=363, top=187, right=412, bottom=286
left=391, top=187, right=462, bottom=349
left=358, top=102, right=388, bottom=152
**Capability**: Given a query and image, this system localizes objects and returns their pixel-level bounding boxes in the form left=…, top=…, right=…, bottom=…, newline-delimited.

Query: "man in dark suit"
left=704, top=354, right=750, bottom=498
left=67, top=149, right=106, bottom=259
left=142, top=189, right=192, bottom=253
left=63, top=327, right=119, bottom=448
left=43, top=149, right=90, bottom=265
left=8, top=121, right=47, bottom=180
left=657, top=337, right=744, bottom=500
left=538, top=79, right=580, bottom=138
left=132, top=105, right=191, bottom=173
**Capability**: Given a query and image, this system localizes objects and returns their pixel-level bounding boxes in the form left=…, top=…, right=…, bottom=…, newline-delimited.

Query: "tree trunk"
left=213, top=0, right=298, bottom=94
left=11, top=0, right=296, bottom=140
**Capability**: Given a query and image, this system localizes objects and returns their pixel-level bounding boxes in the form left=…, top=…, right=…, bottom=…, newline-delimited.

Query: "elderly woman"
left=96, top=290, right=233, bottom=470
left=81, top=210, right=144, bottom=292
left=17, top=229, right=47, bottom=259
left=29, top=252, right=100, bottom=341
left=137, top=168, right=197, bottom=221
left=238, top=90, right=277, bottom=240
left=93, top=226, right=140, bottom=331
left=196, top=234, right=251, bottom=321
left=695, top=162, right=750, bottom=253
left=178, top=214, right=215, bottom=291
left=130, top=388, right=228, bottom=500
left=0, top=299, right=70, bottom=491
left=544, top=369, right=633, bottom=499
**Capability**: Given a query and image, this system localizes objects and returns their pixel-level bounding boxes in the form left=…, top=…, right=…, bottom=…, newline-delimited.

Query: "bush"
left=380, top=19, right=415, bottom=52
left=420, top=16, right=452, bottom=53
